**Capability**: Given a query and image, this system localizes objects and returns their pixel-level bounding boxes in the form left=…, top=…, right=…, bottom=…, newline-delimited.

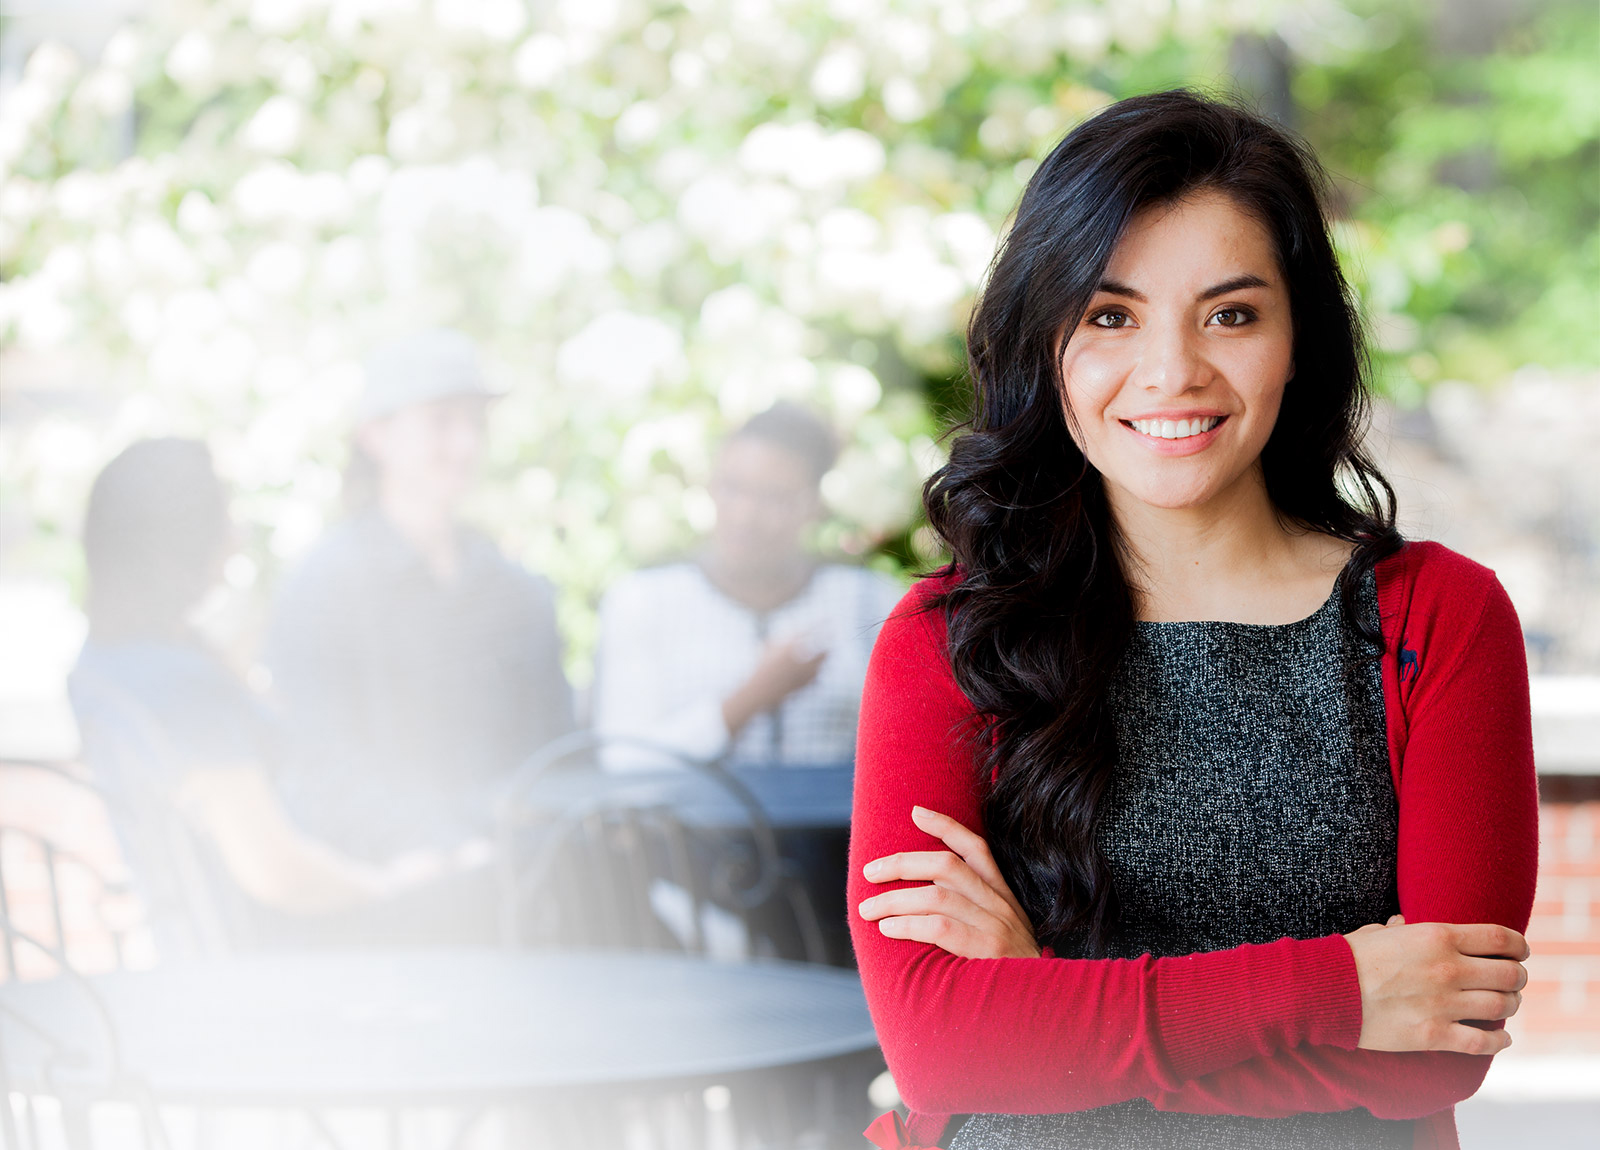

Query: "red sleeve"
left=849, top=583, right=1365, bottom=1119
left=1144, top=551, right=1539, bottom=1129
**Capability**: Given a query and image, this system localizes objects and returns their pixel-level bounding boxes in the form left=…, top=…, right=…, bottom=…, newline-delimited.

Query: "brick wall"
left=1516, top=798, right=1600, bottom=1053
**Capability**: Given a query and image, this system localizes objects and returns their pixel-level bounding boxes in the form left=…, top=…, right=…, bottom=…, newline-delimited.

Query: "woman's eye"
left=1089, top=311, right=1131, bottom=329
left=1210, top=307, right=1254, bottom=327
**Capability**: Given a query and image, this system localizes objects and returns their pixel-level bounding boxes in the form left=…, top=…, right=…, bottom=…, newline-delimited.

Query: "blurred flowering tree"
left=0, top=0, right=1283, bottom=672
left=3, top=0, right=1591, bottom=675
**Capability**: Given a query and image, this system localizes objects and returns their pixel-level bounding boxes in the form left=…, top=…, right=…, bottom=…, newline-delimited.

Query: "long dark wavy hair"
left=924, top=90, right=1403, bottom=957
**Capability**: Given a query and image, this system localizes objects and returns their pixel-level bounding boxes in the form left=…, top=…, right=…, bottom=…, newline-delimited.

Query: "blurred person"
left=264, top=330, right=573, bottom=862
left=593, top=402, right=901, bottom=772
left=850, top=91, right=1536, bottom=1150
left=591, top=403, right=900, bottom=967
left=67, top=438, right=490, bottom=950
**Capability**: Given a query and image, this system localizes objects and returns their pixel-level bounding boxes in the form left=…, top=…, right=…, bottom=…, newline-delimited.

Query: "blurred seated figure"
left=67, top=439, right=490, bottom=952
left=264, top=330, right=573, bottom=862
left=593, top=403, right=901, bottom=772
left=592, top=404, right=900, bottom=965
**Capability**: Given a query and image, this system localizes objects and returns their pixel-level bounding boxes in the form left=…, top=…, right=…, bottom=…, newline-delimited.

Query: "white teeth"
left=1129, top=416, right=1219, bottom=439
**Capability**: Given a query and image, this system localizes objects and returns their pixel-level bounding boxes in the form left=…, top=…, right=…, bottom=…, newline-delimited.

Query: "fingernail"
left=863, top=860, right=882, bottom=879
left=911, top=805, right=930, bottom=819
left=857, top=898, right=875, bottom=917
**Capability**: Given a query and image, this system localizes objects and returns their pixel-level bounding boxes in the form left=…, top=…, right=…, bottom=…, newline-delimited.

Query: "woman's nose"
left=1136, top=325, right=1208, bottom=395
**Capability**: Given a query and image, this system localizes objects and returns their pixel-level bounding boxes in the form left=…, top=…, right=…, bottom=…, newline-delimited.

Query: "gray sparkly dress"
left=950, top=573, right=1411, bottom=1150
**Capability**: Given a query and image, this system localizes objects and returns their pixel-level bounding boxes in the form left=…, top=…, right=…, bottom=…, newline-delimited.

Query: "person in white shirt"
left=594, top=403, right=903, bottom=771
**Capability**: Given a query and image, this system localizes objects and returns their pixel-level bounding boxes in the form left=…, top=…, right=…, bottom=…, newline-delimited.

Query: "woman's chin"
left=1108, top=475, right=1238, bottom=515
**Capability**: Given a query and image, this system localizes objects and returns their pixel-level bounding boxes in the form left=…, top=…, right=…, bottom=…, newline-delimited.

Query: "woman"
left=849, top=91, right=1537, bottom=1149
left=69, top=439, right=488, bottom=951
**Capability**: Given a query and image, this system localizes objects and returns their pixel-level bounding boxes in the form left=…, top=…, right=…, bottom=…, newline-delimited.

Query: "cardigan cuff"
left=1156, top=933, right=1364, bottom=1080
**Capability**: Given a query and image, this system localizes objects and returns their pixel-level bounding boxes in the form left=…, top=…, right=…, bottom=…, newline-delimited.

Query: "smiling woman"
left=1062, top=194, right=1294, bottom=511
left=848, top=91, right=1538, bottom=1150
left=1056, top=190, right=1356, bottom=627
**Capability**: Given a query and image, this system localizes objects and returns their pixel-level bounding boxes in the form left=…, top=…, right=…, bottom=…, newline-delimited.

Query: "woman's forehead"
left=1102, top=191, right=1280, bottom=288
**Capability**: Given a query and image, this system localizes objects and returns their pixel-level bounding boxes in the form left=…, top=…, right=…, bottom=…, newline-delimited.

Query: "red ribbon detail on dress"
left=864, top=1111, right=940, bottom=1150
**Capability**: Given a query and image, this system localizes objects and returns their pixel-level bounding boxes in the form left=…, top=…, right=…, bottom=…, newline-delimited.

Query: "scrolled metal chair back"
left=496, top=732, right=825, bottom=961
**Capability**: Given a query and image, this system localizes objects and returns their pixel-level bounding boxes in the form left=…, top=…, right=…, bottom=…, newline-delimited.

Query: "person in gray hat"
left=264, top=330, right=572, bottom=884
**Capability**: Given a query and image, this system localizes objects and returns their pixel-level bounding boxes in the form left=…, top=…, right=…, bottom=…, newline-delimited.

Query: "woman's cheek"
left=1224, top=345, right=1292, bottom=433
left=1059, top=347, right=1127, bottom=422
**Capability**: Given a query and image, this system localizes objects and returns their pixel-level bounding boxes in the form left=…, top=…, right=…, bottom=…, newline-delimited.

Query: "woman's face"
left=1057, top=189, right=1295, bottom=516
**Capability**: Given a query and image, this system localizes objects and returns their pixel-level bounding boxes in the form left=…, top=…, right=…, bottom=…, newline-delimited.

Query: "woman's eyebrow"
left=1198, top=273, right=1271, bottom=300
left=1092, top=273, right=1272, bottom=303
left=1095, top=279, right=1146, bottom=301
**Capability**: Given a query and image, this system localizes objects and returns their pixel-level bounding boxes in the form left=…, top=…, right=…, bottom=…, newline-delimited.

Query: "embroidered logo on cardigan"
left=1399, top=646, right=1420, bottom=683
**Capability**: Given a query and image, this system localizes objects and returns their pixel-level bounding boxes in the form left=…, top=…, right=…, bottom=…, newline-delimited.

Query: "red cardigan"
left=849, top=541, right=1539, bottom=1150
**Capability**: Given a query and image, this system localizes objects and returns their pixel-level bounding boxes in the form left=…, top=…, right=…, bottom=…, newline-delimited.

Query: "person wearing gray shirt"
left=265, top=331, right=572, bottom=862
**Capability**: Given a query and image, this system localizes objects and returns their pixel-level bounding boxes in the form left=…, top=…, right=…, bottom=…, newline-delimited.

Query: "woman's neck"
left=1109, top=468, right=1352, bottom=625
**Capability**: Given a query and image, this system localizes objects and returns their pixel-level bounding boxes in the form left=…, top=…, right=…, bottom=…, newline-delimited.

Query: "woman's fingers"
left=907, top=806, right=1030, bottom=916
left=1438, top=1022, right=1514, bottom=1057
left=863, top=849, right=977, bottom=884
left=1453, top=988, right=1523, bottom=1023
left=860, top=882, right=983, bottom=922
left=874, top=909, right=1033, bottom=959
left=876, top=912, right=982, bottom=953
left=861, top=852, right=1007, bottom=919
left=859, top=808, right=1041, bottom=960
left=1447, top=922, right=1531, bottom=961
left=909, top=805, right=991, bottom=861
left=1457, top=953, right=1529, bottom=993
left=910, top=807, right=1006, bottom=881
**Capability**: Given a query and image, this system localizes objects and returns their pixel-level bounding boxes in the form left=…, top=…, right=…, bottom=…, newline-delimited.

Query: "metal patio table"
left=0, top=949, right=880, bottom=1146
left=508, top=763, right=854, bottom=833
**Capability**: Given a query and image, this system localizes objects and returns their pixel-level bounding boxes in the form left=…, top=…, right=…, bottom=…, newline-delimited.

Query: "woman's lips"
left=1118, top=414, right=1229, bottom=455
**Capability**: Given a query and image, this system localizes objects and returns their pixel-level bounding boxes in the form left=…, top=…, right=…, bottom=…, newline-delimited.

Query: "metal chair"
left=0, top=791, right=166, bottom=1150
left=62, top=671, right=243, bottom=961
left=0, top=762, right=145, bottom=984
left=496, top=732, right=829, bottom=963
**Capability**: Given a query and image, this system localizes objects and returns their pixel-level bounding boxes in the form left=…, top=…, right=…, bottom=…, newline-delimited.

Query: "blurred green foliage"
left=1297, top=0, right=1599, bottom=401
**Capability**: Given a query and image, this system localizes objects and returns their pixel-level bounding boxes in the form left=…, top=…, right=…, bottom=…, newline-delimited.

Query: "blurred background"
left=0, top=0, right=1596, bottom=1147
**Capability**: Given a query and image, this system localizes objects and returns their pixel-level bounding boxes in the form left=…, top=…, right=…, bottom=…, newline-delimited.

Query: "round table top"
left=511, top=763, right=854, bottom=831
left=0, top=949, right=877, bottom=1104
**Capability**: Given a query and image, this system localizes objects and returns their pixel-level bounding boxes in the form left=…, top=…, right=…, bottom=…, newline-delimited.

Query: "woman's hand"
left=1344, top=914, right=1529, bottom=1056
left=857, top=806, right=1041, bottom=959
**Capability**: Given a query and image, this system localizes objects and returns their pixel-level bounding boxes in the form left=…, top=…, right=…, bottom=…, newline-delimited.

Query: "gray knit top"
left=950, top=571, right=1410, bottom=1150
